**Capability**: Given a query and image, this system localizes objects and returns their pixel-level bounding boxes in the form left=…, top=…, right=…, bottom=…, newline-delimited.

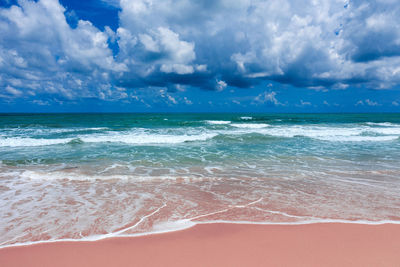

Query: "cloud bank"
left=1, top=0, right=400, bottom=100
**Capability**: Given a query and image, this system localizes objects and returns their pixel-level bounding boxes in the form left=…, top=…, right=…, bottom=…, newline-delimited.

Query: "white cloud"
left=167, top=94, right=177, bottom=104
left=5, top=85, right=22, bottom=96
left=160, top=64, right=194, bottom=75
left=356, top=99, right=380, bottom=106
left=2, top=0, right=400, bottom=101
left=365, top=99, right=379, bottom=106
left=183, top=96, right=192, bottom=105
left=216, top=80, right=227, bottom=91
left=253, top=91, right=282, bottom=106
left=118, top=25, right=197, bottom=76
left=115, top=0, right=400, bottom=90
left=0, top=0, right=125, bottom=99
left=355, top=100, right=364, bottom=106
left=139, top=33, right=160, bottom=52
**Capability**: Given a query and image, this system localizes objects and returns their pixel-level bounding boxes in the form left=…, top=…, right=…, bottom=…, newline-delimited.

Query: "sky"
left=0, top=0, right=400, bottom=113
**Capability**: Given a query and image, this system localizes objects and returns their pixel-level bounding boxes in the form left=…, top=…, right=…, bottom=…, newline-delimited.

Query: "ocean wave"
left=365, top=122, right=399, bottom=127
left=0, top=137, right=73, bottom=147
left=314, top=135, right=399, bottom=142
left=2, top=124, right=400, bottom=147
left=248, top=125, right=400, bottom=142
left=0, top=132, right=217, bottom=147
left=230, top=123, right=270, bottom=129
left=80, top=132, right=217, bottom=144
left=0, top=127, right=109, bottom=135
left=206, top=120, right=231, bottom=125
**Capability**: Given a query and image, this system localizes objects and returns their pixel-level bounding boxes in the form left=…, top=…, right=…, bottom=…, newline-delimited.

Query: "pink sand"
left=1, top=223, right=400, bottom=267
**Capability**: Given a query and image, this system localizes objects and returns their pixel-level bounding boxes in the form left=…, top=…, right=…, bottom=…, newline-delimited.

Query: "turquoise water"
left=1, top=113, right=400, bottom=246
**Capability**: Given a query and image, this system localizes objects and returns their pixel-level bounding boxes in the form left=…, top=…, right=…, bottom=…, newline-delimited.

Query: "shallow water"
left=1, top=113, right=400, bottom=247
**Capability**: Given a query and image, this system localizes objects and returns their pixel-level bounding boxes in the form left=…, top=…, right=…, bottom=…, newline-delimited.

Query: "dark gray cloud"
left=1, top=0, right=400, bottom=101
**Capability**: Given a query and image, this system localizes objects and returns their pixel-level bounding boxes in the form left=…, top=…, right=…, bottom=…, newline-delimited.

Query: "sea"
left=1, top=113, right=400, bottom=247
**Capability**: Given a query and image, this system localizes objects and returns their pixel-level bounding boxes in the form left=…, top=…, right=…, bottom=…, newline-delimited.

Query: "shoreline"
left=1, top=222, right=400, bottom=267
left=1, top=219, right=400, bottom=249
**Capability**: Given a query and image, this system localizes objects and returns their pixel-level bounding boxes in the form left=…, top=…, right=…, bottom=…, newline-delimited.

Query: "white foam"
left=152, top=219, right=196, bottom=232
left=81, top=132, right=217, bottom=144
left=0, top=137, right=73, bottom=147
left=196, top=219, right=400, bottom=226
left=99, top=164, right=125, bottom=173
left=206, top=120, right=231, bottom=125
left=0, top=219, right=197, bottom=249
left=230, top=123, right=270, bottom=129
left=0, top=131, right=217, bottom=147
left=249, top=125, right=400, bottom=142
left=240, top=116, right=253, bottom=120
left=369, top=127, right=400, bottom=135
left=19, top=170, right=188, bottom=181
left=3, top=123, right=400, bottom=147
left=365, top=122, right=398, bottom=127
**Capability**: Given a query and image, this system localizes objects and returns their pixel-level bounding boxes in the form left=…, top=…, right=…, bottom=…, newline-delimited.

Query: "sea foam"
left=0, top=132, right=218, bottom=147
left=230, top=123, right=270, bottom=128
left=206, top=120, right=231, bottom=125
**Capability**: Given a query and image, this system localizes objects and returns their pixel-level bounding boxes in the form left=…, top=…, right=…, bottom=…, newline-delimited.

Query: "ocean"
left=1, top=113, right=400, bottom=247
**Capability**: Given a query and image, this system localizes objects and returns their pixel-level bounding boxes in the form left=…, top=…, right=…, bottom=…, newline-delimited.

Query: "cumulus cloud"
left=5, top=85, right=22, bottom=96
left=216, top=80, right=227, bottom=91
left=356, top=99, right=380, bottom=106
left=253, top=91, right=283, bottom=106
left=365, top=99, right=379, bottom=106
left=0, top=0, right=125, bottom=100
left=2, top=0, right=400, bottom=101
left=183, top=97, right=192, bottom=105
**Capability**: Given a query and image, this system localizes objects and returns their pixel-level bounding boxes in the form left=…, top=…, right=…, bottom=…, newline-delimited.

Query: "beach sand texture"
left=1, top=223, right=400, bottom=267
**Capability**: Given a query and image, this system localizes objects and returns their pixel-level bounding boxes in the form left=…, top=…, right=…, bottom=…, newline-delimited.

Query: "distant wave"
left=81, top=132, right=217, bottom=144
left=206, top=120, right=231, bottom=125
left=245, top=125, right=400, bottom=142
left=0, top=137, right=73, bottom=147
left=230, top=123, right=270, bottom=129
left=0, top=132, right=218, bottom=147
left=2, top=124, right=400, bottom=147
left=365, top=122, right=399, bottom=127
left=240, top=116, right=253, bottom=120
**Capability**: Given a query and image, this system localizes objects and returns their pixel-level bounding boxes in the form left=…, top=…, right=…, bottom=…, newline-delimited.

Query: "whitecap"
left=206, top=120, right=231, bottom=125
left=230, top=123, right=270, bottom=129
left=81, top=132, right=217, bottom=144
left=240, top=116, right=253, bottom=120
left=0, top=137, right=72, bottom=147
left=365, top=122, right=398, bottom=127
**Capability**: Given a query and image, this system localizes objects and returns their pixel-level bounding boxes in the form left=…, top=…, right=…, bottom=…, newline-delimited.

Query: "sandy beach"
left=1, top=223, right=399, bottom=267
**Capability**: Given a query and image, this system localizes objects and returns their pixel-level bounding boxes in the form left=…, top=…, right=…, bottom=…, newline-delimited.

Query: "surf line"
left=188, top=197, right=263, bottom=221
left=112, top=202, right=168, bottom=236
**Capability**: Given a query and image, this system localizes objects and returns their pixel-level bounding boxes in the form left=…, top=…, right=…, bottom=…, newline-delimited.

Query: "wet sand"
left=1, top=223, right=400, bottom=267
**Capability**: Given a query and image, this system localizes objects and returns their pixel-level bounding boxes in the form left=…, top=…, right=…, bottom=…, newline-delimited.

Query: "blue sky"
left=1, top=0, right=400, bottom=112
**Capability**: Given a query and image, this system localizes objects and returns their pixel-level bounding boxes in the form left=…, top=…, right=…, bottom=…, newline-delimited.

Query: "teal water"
left=1, top=113, right=400, bottom=246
